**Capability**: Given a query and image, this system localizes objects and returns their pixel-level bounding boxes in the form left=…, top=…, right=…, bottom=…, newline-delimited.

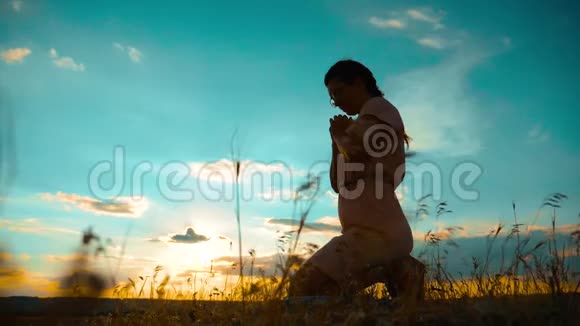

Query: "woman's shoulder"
left=359, top=97, right=404, bottom=131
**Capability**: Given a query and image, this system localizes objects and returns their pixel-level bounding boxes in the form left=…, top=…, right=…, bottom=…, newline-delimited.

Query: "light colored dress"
left=307, top=96, right=414, bottom=286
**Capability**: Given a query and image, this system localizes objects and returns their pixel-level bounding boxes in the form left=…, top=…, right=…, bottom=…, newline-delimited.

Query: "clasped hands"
left=329, top=114, right=353, bottom=137
left=329, top=115, right=366, bottom=161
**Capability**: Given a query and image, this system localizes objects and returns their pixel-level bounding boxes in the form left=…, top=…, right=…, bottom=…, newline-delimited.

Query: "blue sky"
left=1, top=0, right=579, bottom=296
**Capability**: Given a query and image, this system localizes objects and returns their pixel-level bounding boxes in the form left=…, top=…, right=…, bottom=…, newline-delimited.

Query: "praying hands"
left=329, top=114, right=368, bottom=162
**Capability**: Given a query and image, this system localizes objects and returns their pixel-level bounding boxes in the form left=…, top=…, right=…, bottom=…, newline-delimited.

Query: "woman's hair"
left=324, top=59, right=412, bottom=148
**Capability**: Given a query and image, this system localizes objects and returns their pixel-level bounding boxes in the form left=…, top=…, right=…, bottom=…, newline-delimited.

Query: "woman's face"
left=326, top=78, right=362, bottom=116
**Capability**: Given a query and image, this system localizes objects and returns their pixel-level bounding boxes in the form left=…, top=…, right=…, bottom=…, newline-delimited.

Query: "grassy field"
left=0, top=293, right=577, bottom=325
left=1, top=174, right=578, bottom=325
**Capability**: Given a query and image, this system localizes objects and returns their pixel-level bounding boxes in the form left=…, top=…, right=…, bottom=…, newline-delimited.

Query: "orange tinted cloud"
left=40, top=192, right=149, bottom=218
left=0, top=267, right=61, bottom=297
left=1, top=48, right=31, bottom=63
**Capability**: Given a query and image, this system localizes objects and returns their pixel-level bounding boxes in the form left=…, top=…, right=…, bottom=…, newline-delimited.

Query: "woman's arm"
left=331, top=115, right=376, bottom=162
left=333, top=115, right=398, bottom=162
left=330, top=133, right=339, bottom=193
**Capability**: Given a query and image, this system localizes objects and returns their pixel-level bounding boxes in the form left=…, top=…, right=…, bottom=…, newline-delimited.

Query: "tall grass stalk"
left=230, top=129, right=244, bottom=303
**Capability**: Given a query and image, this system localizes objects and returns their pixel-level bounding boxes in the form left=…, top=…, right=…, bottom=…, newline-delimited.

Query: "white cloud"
left=417, top=37, right=444, bottom=49
left=383, top=50, right=490, bottom=156
left=407, top=8, right=445, bottom=30
left=0, top=218, right=80, bottom=236
left=53, top=57, right=86, bottom=72
left=39, top=192, right=149, bottom=218
left=414, top=220, right=578, bottom=241
left=113, top=43, right=124, bottom=51
left=527, top=223, right=577, bottom=235
left=528, top=125, right=540, bottom=138
left=325, top=190, right=338, bottom=207
left=257, top=189, right=299, bottom=201
left=188, top=159, right=309, bottom=202
left=367, top=7, right=462, bottom=51
left=1, top=48, right=31, bottom=63
left=264, top=216, right=341, bottom=236
left=315, top=216, right=341, bottom=226
left=368, top=16, right=405, bottom=29
left=189, top=159, right=306, bottom=184
left=11, top=0, right=23, bottom=12
left=395, top=184, right=409, bottom=204
left=127, top=47, right=143, bottom=63
left=113, top=43, right=144, bottom=63
left=49, top=48, right=85, bottom=72
left=527, top=124, right=550, bottom=143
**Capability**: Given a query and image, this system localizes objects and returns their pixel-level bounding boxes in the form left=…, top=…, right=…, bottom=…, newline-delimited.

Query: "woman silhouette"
left=289, top=59, right=425, bottom=303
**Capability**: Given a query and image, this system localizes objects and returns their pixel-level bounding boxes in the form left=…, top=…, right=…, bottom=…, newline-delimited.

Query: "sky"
left=1, top=0, right=579, bottom=296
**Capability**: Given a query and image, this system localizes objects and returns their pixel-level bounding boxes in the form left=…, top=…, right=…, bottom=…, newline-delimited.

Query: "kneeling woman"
left=289, top=59, right=424, bottom=301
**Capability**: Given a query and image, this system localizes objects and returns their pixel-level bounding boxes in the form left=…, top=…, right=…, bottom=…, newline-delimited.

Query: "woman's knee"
left=288, top=263, right=339, bottom=296
left=288, top=266, right=307, bottom=296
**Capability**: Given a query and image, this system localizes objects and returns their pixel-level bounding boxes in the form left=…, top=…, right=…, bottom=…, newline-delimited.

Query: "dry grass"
left=1, top=142, right=578, bottom=324
left=17, top=185, right=573, bottom=325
